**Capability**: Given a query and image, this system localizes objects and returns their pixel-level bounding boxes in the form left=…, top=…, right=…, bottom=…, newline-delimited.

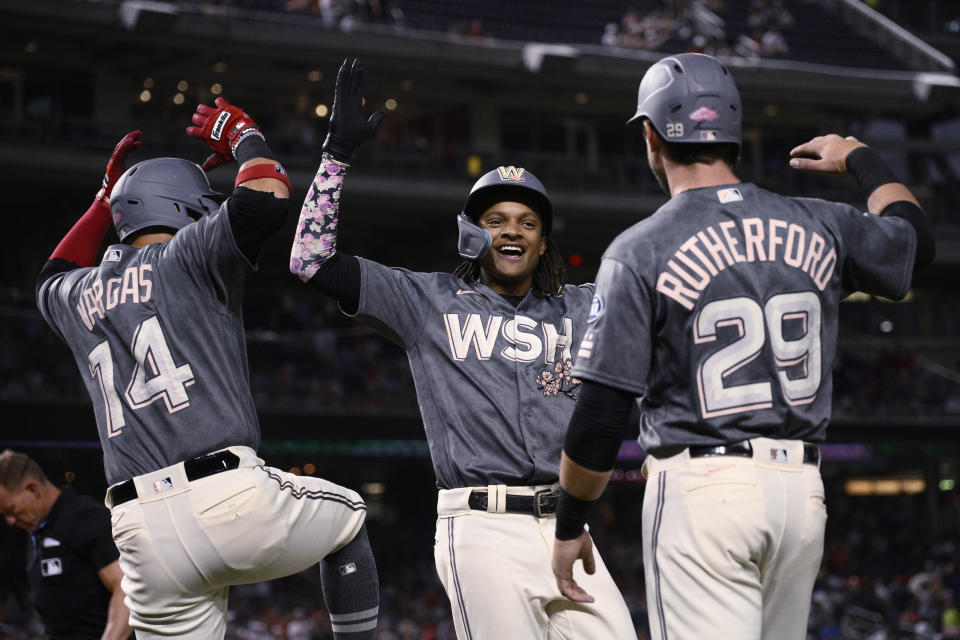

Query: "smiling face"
left=476, top=201, right=547, bottom=296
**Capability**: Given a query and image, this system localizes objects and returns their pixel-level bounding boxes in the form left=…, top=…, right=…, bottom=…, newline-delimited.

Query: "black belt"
left=688, top=441, right=820, bottom=465
left=109, top=451, right=241, bottom=506
left=467, top=488, right=559, bottom=518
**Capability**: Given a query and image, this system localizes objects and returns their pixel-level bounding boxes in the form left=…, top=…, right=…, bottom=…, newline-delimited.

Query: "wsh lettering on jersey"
left=443, top=314, right=573, bottom=363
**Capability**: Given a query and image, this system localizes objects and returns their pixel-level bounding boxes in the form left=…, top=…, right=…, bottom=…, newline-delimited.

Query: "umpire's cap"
left=628, top=53, right=741, bottom=153
left=110, top=158, right=223, bottom=242
left=457, top=166, right=553, bottom=260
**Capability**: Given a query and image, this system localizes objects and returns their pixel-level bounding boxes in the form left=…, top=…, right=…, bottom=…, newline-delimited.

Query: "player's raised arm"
left=789, top=133, right=934, bottom=268
left=186, top=97, right=290, bottom=262
left=289, top=58, right=385, bottom=307
left=290, top=58, right=385, bottom=282
left=36, top=130, right=141, bottom=296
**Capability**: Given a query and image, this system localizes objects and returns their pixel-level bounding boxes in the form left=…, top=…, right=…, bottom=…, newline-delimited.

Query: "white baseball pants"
left=106, top=446, right=367, bottom=639
left=642, top=438, right=827, bottom=640
left=434, top=485, right=637, bottom=640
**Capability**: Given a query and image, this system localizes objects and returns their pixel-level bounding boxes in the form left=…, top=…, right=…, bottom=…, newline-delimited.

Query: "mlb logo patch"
left=153, top=477, right=174, bottom=494
left=700, top=131, right=718, bottom=141
left=769, top=448, right=789, bottom=463
left=103, top=249, right=122, bottom=262
left=717, top=188, right=743, bottom=204
left=339, top=562, right=357, bottom=576
left=40, top=558, right=63, bottom=577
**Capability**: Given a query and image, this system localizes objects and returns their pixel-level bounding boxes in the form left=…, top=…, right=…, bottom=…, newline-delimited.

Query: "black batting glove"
left=323, top=58, right=386, bottom=163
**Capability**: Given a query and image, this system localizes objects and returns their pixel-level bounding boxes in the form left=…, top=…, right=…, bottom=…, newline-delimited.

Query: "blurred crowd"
left=806, top=492, right=960, bottom=639
left=188, top=0, right=404, bottom=28
left=834, top=348, right=960, bottom=419
left=600, top=0, right=793, bottom=60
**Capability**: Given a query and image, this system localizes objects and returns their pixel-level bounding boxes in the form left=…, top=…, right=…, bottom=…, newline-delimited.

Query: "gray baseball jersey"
left=574, top=183, right=916, bottom=451
left=37, top=205, right=259, bottom=485
left=351, top=257, right=595, bottom=489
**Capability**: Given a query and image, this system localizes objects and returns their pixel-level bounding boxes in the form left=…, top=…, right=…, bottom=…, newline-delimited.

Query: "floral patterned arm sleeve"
left=290, top=152, right=348, bottom=282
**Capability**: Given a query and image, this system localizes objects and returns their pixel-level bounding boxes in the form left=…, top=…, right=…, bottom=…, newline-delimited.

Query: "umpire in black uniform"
left=0, top=450, right=132, bottom=640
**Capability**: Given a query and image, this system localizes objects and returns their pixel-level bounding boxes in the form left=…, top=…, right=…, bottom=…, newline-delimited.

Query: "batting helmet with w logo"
left=457, top=165, right=553, bottom=260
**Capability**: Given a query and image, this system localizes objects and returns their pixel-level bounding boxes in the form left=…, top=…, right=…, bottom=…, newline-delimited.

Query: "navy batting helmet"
left=628, top=53, right=741, bottom=153
left=109, top=158, right=224, bottom=242
left=457, top=166, right=553, bottom=260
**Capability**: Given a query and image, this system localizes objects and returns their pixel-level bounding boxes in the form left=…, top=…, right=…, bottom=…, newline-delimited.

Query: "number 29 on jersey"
left=694, top=291, right=822, bottom=418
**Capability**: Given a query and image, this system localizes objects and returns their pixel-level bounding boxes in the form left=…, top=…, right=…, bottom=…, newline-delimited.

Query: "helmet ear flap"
left=457, top=213, right=491, bottom=260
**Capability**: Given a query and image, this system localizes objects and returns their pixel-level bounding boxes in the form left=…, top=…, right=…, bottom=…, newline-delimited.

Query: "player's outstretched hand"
left=186, top=97, right=263, bottom=172
left=97, top=130, right=142, bottom=202
left=789, top=134, right=867, bottom=174
left=552, top=532, right=597, bottom=603
left=323, top=58, right=386, bottom=163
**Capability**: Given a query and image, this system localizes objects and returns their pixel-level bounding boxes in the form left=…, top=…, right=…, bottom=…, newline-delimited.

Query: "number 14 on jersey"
left=87, top=315, right=195, bottom=436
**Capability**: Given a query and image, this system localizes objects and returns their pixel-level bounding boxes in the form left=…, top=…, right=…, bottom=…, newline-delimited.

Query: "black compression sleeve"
left=880, top=200, right=936, bottom=269
left=233, top=136, right=273, bottom=166
left=227, top=186, right=288, bottom=263
left=554, top=489, right=597, bottom=541
left=563, top=379, right=637, bottom=472
left=845, top=146, right=898, bottom=198
left=308, top=252, right=361, bottom=314
left=36, top=258, right=79, bottom=298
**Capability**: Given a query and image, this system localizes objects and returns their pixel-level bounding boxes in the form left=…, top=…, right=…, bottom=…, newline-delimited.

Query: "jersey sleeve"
left=163, top=204, right=254, bottom=310
left=36, top=268, right=87, bottom=342
left=831, top=203, right=916, bottom=299
left=349, top=257, right=436, bottom=348
left=572, top=257, right=654, bottom=395
left=577, top=282, right=596, bottom=295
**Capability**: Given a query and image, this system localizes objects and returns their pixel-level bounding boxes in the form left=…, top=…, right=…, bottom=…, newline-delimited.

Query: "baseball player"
left=551, top=53, right=935, bottom=639
left=289, top=58, right=636, bottom=639
left=35, top=101, right=379, bottom=639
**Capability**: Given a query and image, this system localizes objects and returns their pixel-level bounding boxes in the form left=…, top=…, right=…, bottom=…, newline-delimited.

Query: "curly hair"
left=453, top=237, right=567, bottom=298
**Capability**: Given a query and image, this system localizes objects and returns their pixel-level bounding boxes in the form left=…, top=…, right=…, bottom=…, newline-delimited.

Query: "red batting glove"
left=96, top=130, right=142, bottom=202
left=200, top=151, right=234, bottom=173
left=186, top=97, right=262, bottom=170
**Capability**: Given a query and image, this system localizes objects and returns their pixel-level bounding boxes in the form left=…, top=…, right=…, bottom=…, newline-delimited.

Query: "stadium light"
left=361, top=482, right=386, bottom=496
